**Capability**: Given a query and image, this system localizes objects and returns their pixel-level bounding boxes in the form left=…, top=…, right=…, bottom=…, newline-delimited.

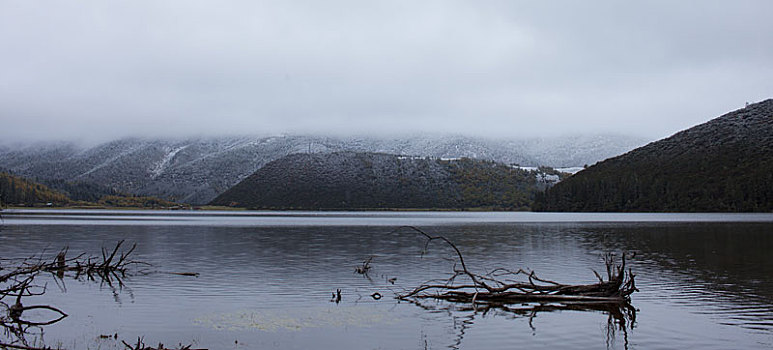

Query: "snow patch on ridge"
left=150, top=145, right=188, bottom=179
left=76, top=142, right=147, bottom=179
left=556, top=167, right=584, bottom=174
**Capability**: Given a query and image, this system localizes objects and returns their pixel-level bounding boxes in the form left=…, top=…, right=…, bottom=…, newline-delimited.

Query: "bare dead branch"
left=394, top=226, right=638, bottom=306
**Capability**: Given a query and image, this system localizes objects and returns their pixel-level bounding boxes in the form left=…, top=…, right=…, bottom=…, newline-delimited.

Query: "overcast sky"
left=1, top=1, right=771, bottom=143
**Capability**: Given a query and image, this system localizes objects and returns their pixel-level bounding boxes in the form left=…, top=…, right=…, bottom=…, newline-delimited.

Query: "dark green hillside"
left=211, top=152, right=559, bottom=210
left=450, top=158, right=545, bottom=210
left=535, top=99, right=773, bottom=212
left=39, top=178, right=123, bottom=202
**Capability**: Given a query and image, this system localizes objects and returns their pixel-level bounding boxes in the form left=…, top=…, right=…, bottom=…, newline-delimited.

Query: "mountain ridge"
left=535, top=99, right=773, bottom=212
left=0, top=134, right=646, bottom=204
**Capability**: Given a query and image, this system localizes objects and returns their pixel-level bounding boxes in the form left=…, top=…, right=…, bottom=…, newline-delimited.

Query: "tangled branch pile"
left=3, top=240, right=144, bottom=284
left=397, top=226, right=638, bottom=304
left=1, top=241, right=144, bottom=349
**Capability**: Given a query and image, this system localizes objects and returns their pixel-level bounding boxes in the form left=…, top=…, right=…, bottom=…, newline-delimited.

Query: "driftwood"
left=1, top=242, right=153, bottom=350
left=1, top=241, right=202, bottom=350
left=1, top=269, right=66, bottom=349
left=2, top=240, right=146, bottom=290
left=396, top=226, right=638, bottom=305
left=44, top=240, right=146, bottom=282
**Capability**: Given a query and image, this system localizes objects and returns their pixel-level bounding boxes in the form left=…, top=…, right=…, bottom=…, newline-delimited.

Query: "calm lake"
left=2, top=210, right=773, bottom=349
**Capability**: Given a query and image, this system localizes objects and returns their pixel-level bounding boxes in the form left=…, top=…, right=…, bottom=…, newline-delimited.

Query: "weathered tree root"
left=395, top=226, right=639, bottom=305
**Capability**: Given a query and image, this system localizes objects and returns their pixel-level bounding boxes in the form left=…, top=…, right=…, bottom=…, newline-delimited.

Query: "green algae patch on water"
left=193, top=305, right=397, bottom=332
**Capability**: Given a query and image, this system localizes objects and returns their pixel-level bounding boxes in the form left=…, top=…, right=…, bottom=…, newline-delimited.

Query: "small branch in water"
left=330, top=289, right=342, bottom=303
left=159, top=272, right=200, bottom=277
left=355, top=256, right=373, bottom=275
left=121, top=336, right=207, bottom=350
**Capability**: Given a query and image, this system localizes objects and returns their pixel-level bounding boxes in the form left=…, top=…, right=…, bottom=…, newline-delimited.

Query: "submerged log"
left=395, top=226, right=639, bottom=305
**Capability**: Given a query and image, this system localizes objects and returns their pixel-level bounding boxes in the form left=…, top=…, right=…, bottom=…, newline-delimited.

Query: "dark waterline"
left=1, top=210, right=772, bottom=349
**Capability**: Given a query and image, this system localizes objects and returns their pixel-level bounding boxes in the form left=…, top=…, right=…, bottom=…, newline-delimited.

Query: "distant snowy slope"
left=520, top=134, right=649, bottom=168
left=0, top=133, right=647, bottom=204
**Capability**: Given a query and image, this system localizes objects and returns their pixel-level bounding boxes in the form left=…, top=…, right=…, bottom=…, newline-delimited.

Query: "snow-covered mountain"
left=0, top=134, right=648, bottom=204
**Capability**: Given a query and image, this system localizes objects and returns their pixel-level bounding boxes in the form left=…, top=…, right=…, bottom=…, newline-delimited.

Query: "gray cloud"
left=1, top=0, right=771, bottom=143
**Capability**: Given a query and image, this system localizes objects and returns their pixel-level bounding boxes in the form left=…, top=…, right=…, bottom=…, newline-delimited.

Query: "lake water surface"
left=2, top=210, right=773, bottom=349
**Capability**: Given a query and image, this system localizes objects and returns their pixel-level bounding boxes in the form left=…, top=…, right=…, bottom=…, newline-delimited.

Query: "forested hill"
left=0, top=172, right=181, bottom=208
left=535, top=99, right=773, bottom=212
left=210, top=152, right=564, bottom=210
left=1, top=172, right=69, bottom=206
